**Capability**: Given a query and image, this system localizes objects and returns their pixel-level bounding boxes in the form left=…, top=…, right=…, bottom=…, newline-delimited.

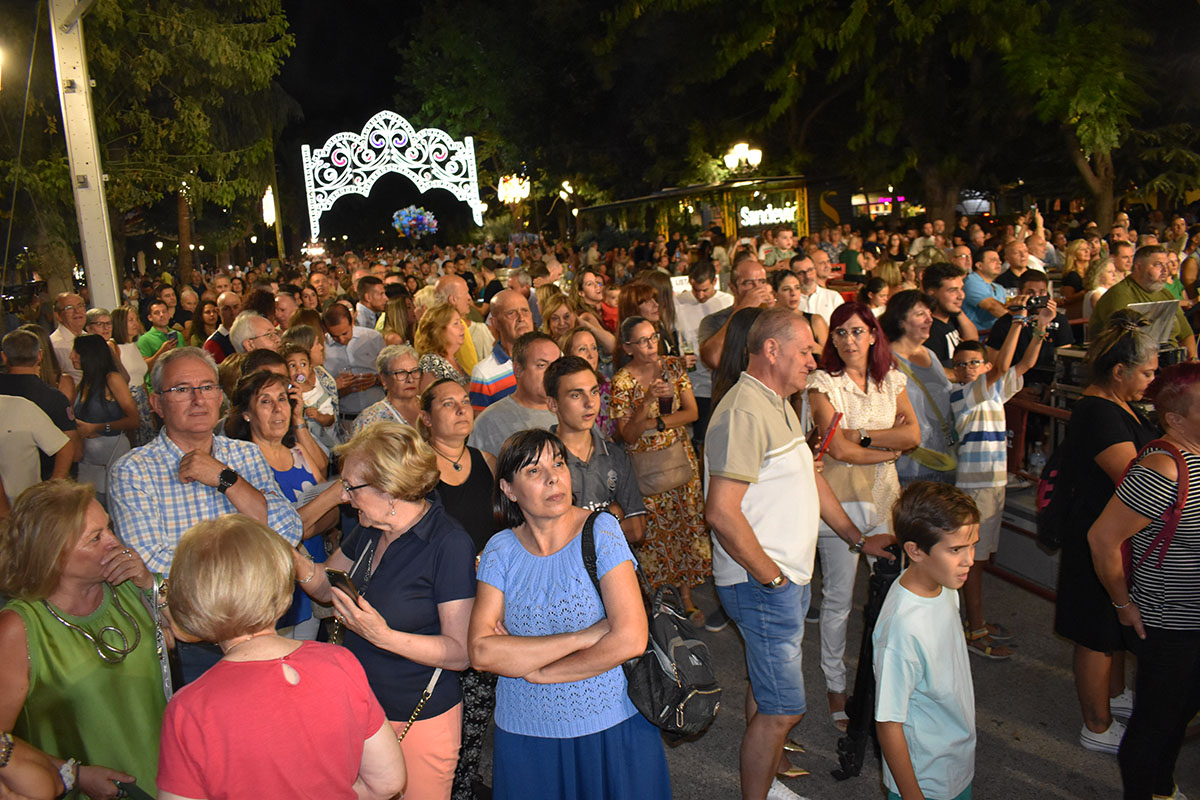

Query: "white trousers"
left=815, top=525, right=873, bottom=694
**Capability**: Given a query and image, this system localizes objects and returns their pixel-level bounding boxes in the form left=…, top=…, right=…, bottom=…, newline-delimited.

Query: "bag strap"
left=894, top=356, right=957, bottom=446
left=1123, top=438, right=1190, bottom=570
left=581, top=509, right=605, bottom=602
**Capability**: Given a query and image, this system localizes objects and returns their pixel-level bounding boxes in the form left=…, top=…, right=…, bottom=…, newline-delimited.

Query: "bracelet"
left=1112, top=598, right=1132, bottom=610
left=297, top=551, right=316, bottom=584
left=58, top=758, right=79, bottom=793
left=0, top=731, right=12, bottom=768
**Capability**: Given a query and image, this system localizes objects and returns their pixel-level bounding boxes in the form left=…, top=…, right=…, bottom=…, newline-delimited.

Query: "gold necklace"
left=42, top=584, right=141, bottom=664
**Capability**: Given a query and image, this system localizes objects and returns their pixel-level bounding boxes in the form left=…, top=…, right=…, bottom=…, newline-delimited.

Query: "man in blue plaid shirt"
left=109, top=347, right=302, bottom=680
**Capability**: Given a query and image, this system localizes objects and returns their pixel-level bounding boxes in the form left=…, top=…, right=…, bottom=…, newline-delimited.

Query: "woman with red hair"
left=805, top=301, right=919, bottom=733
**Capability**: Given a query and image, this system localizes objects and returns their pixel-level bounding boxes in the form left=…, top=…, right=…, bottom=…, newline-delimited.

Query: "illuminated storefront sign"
left=739, top=203, right=797, bottom=227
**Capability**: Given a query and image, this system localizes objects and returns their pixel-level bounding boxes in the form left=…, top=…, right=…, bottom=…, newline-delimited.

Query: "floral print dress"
left=611, top=356, right=711, bottom=590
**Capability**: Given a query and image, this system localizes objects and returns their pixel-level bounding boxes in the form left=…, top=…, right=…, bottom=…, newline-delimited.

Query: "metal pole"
left=47, top=0, right=119, bottom=309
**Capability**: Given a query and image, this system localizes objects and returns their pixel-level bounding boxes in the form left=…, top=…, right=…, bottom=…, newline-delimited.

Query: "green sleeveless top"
left=5, top=580, right=167, bottom=797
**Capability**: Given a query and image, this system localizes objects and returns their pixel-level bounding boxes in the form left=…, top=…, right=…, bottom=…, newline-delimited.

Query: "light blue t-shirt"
left=962, top=271, right=1007, bottom=331
left=476, top=512, right=640, bottom=738
left=874, top=574, right=976, bottom=800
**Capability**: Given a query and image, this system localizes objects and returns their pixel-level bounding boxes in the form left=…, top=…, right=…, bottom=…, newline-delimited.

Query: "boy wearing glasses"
left=948, top=296, right=1055, bottom=660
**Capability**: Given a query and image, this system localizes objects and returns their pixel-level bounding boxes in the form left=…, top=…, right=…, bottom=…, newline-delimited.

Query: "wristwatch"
left=858, top=430, right=872, bottom=448
left=217, top=468, right=239, bottom=494
left=763, top=574, right=786, bottom=588
left=656, top=417, right=666, bottom=432
left=849, top=537, right=866, bottom=554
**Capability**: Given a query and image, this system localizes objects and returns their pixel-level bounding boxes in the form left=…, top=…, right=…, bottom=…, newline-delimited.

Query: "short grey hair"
left=230, top=311, right=268, bottom=353
left=85, top=308, right=111, bottom=328
left=747, top=307, right=806, bottom=355
left=150, top=347, right=218, bottom=393
left=377, top=343, right=418, bottom=373
left=508, top=269, right=532, bottom=288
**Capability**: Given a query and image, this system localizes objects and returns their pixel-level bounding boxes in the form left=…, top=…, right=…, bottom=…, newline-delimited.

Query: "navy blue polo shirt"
left=340, top=495, right=477, bottom=720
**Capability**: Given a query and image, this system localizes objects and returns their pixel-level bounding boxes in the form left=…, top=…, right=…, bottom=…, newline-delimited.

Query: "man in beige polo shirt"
left=705, top=308, right=895, bottom=800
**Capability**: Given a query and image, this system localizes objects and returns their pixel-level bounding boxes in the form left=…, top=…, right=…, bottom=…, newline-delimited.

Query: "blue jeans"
left=717, top=579, right=810, bottom=715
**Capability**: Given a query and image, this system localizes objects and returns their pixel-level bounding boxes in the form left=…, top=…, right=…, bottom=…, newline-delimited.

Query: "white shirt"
left=324, top=326, right=385, bottom=414
left=674, top=289, right=733, bottom=398
left=796, top=285, right=845, bottom=325
left=0, top=395, right=70, bottom=503
left=49, top=324, right=81, bottom=383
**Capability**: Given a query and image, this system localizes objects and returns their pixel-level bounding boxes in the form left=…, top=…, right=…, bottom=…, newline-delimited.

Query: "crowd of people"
left=0, top=204, right=1199, bottom=800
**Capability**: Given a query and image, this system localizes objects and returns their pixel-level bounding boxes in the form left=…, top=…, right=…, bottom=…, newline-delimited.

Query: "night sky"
left=277, top=1, right=477, bottom=250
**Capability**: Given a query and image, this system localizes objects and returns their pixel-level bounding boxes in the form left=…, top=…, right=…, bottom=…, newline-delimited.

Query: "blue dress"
left=273, top=448, right=323, bottom=628
left=476, top=512, right=671, bottom=800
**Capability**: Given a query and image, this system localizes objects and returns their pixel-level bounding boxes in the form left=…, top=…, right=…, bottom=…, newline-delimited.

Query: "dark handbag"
left=627, top=439, right=692, bottom=496
left=580, top=511, right=721, bottom=739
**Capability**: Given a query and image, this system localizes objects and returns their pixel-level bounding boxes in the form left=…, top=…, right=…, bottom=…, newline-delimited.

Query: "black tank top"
left=435, top=446, right=497, bottom=554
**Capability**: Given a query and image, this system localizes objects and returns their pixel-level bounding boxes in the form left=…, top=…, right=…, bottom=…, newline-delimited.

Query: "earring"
left=389, top=502, right=396, bottom=517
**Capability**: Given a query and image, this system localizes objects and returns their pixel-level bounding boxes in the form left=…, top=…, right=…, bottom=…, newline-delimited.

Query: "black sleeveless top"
left=435, top=446, right=497, bottom=554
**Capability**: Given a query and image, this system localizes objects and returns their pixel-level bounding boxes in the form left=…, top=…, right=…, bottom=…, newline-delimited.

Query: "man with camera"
left=984, top=270, right=1074, bottom=386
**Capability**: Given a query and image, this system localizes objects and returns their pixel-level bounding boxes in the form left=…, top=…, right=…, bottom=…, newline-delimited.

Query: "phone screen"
left=325, top=568, right=359, bottom=601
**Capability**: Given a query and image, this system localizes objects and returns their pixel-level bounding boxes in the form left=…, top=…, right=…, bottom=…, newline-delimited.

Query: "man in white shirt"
left=354, top=275, right=387, bottom=329
left=792, top=253, right=844, bottom=325
left=49, top=292, right=87, bottom=383
left=674, top=261, right=733, bottom=446
left=322, top=304, right=385, bottom=430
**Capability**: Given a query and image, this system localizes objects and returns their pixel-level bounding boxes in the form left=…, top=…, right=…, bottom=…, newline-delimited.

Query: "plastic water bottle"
left=1028, top=442, right=1047, bottom=475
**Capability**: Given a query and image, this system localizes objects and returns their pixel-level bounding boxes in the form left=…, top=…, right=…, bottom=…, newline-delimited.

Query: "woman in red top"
left=158, top=515, right=405, bottom=800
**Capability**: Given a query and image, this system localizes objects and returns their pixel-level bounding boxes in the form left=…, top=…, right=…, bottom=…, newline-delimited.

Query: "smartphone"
left=115, top=781, right=154, bottom=800
left=325, top=568, right=360, bottom=601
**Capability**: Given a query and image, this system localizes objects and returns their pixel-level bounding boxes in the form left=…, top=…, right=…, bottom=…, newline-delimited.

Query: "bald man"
left=469, top=289, right=533, bottom=411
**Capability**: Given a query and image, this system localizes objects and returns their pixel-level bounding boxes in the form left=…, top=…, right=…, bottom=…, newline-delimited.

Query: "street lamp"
left=154, top=241, right=163, bottom=250
left=262, top=186, right=276, bottom=227
left=724, top=142, right=762, bottom=171
left=498, top=174, right=530, bottom=205
left=250, top=235, right=257, bottom=244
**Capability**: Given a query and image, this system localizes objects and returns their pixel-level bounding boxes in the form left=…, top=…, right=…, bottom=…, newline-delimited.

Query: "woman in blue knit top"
left=469, top=429, right=671, bottom=800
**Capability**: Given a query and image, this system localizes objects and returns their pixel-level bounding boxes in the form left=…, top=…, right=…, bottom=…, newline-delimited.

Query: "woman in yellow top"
left=610, top=315, right=709, bottom=621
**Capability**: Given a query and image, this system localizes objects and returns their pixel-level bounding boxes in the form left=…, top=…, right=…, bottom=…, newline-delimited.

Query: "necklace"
left=43, top=584, right=141, bottom=664
left=432, top=440, right=468, bottom=471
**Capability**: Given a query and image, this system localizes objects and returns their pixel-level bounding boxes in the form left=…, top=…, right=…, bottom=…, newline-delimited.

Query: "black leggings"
left=1119, top=626, right=1200, bottom=799
left=451, top=668, right=499, bottom=799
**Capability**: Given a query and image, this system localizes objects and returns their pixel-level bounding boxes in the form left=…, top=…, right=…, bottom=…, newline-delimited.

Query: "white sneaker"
left=766, top=778, right=811, bottom=800
left=1110, top=688, right=1135, bottom=720
left=1152, top=788, right=1188, bottom=800
left=1079, top=719, right=1127, bottom=754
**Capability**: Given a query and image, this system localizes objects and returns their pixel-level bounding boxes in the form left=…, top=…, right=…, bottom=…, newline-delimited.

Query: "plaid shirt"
left=108, top=429, right=302, bottom=571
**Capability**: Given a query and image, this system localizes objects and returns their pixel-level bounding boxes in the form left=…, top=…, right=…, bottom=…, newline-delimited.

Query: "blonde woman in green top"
left=0, top=480, right=168, bottom=798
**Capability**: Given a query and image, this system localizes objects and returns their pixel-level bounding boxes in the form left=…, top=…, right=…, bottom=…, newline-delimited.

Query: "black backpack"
left=1036, top=443, right=1071, bottom=551
left=580, top=510, right=721, bottom=739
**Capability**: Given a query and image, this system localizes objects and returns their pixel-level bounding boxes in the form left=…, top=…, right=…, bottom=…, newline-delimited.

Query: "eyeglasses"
left=246, top=329, right=282, bottom=344
left=952, top=359, right=985, bottom=368
left=384, top=368, right=420, bottom=381
left=158, top=384, right=221, bottom=400
left=626, top=332, right=660, bottom=348
left=340, top=479, right=371, bottom=494
left=833, top=327, right=869, bottom=339
left=56, top=304, right=82, bottom=314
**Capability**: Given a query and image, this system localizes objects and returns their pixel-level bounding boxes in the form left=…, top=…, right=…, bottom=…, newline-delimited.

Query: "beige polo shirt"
left=704, top=372, right=820, bottom=586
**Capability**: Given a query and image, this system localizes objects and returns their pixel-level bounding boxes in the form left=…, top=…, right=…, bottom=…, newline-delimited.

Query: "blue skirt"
left=493, top=713, right=671, bottom=800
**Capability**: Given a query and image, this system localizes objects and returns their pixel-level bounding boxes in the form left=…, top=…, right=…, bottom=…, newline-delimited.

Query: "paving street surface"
left=481, top=566, right=1200, bottom=797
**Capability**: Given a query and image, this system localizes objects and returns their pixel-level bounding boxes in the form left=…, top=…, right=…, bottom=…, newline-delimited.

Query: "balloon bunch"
left=392, top=206, right=438, bottom=240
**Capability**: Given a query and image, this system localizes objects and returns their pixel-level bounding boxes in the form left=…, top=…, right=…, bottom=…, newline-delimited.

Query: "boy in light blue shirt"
left=874, top=482, right=980, bottom=800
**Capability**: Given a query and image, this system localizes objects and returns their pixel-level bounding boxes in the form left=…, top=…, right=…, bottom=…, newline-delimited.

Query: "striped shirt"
left=108, top=430, right=303, bottom=571
left=1117, top=449, right=1200, bottom=631
left=468, top=343, right=515, bottom=412
left=950, top=368, right=1022, bottom=490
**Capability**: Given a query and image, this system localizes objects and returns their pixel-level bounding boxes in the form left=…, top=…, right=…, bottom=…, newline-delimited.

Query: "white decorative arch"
left=301, top=110, right=483, bottom=241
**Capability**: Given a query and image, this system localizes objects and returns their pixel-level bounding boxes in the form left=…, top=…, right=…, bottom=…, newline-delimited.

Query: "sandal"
left=968, top=621, right=1013, bottom=642
left=776, top=764, right=811, bottom=779
left=783, top=738, right=806, bottom=753
left=831, top=710, right=850, bottom=733
left=686, top=606, right=706, bottom=627
left=965, top=628, right=1012, bottom=660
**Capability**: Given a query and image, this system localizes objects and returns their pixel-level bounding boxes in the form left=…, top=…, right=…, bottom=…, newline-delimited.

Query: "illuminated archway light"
left=300, top=110, right=483, bottom=241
